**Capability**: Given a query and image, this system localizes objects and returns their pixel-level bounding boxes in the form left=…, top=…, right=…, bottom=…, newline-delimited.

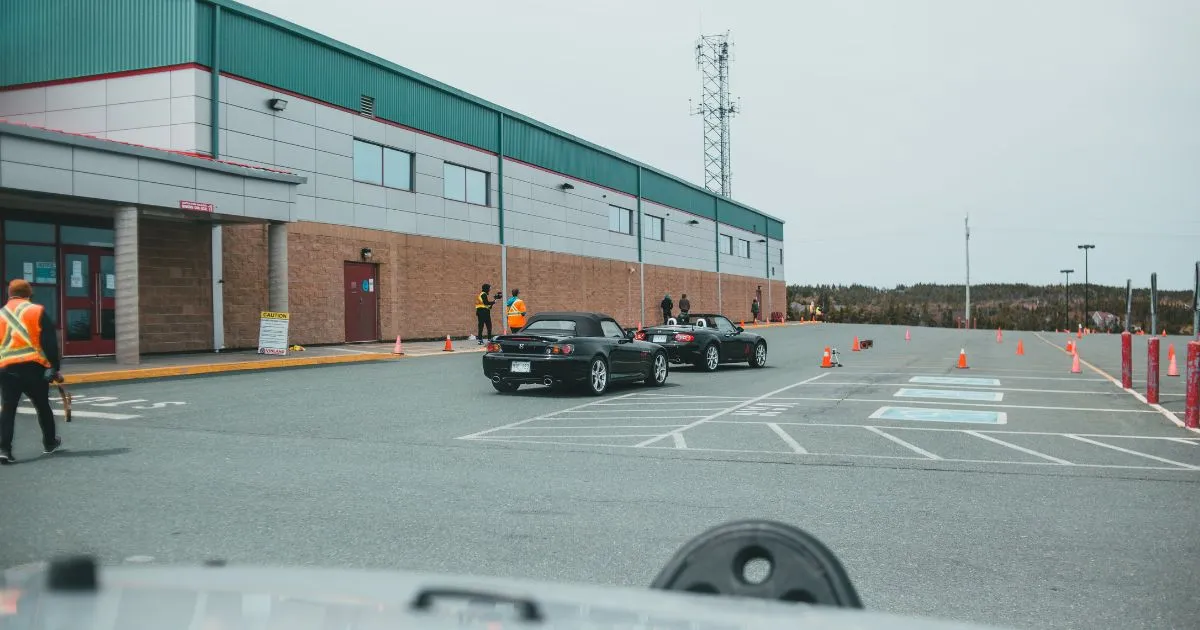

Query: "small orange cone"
left=905, top=329, right=911, bottom=342
left=1016, top=339, right=1025, bottom=356
left=1167, top=347, right=1179, bottom=377
left=443, top=335, right=454, bottom=352
left=1071, top=352, right=1081, bottom=374
left=996, top=328, right=1003, bottom=343
left=852, top=336, right=861, bottom=352
left=1168, top=343, right=1176, bottom=362
left=392, top=335, right=404, bottom=355
left=956, top=348, right=969, bottom=369
left=820, top=346, right=833, bottom=368
left=1066, top=340, right=1074, bottom=353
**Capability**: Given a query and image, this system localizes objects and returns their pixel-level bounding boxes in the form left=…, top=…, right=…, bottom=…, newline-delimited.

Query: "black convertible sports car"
left=482, top=312, right=669, bottom=395
left=636, top=313, right=767, bottom=371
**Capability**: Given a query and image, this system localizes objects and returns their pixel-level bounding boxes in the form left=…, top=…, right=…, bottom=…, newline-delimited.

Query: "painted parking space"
left=869, top=406, right=1008, bottom=424
left=893, top=388, right=1004, bottom=402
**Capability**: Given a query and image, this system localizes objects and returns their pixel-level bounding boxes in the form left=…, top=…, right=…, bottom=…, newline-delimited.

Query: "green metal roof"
left=1, top=0, right=783, bottom=240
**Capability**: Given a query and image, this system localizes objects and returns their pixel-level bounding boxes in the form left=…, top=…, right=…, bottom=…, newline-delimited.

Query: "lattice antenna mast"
left=690, top=31, right=739, bottom=197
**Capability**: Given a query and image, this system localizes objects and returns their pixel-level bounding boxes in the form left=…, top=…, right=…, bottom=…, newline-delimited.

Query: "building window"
left=609, top=205, right=632, bottom=235
left=778, top=248, right=783, bottom=264
left=444, top=163, right=488, bottom=205
left=738, top=239, right=750, bottom=258
left=353, top=139, right=412, bottom=190
left=720, top=234, right=733, bottom=255
left=643, top=214, right=664, bottom=241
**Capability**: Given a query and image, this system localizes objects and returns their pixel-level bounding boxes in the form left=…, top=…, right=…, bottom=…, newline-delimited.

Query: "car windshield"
left=520, top=319, right=578, bottom=334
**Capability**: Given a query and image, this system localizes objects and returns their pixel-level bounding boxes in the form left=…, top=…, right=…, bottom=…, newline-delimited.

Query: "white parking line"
left=765, top=396, right=1158, bottom=413
left=864, top=426, right=942, bottom=460
left=767, top=423, right=807, bottom=453
left=506, top=424, right=688, bottom=429
left=19, top=407, right=139, bottom=421
left=633, top=373, right=831, bottom=448
left=456, top=392, right=639, bottom=439
left=964, top=430, right=1074, bottom=465
left=563, top=408, right=734, bottom=413
left=803, top=382, right=1120, bottom=395
left=1166, top=437, right=1199, bottom=445
left=672, top=433, right=688, bottom=449
left=537, top=415, right=712, bottom=421
left=1064, top=435, right=1200, bottom=470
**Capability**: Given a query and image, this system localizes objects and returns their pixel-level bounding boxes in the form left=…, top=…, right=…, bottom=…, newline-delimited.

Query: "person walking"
left=475, top=283, right=499, bottom=344
left=751, top=297, right=761, bottom=324
left=0, top=279, right=62, bottom=465
left=678, top=294, right=691, bottom=324
left=660, top=294, right=673, bottom=325
left=506, top=288, right=527, bottom=333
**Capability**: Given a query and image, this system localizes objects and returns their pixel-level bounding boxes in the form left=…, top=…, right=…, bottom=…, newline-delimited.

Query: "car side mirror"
left=736, top=326, right=744, bottom=333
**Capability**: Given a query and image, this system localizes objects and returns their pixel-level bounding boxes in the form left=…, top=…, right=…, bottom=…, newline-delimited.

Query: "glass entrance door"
left=61, top=246, right=115, bottom=356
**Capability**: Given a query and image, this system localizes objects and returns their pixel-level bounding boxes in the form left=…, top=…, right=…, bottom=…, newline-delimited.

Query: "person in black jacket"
left=660, top=294, right=673, bottom=324
left=475, top=283, right=499, bottom=344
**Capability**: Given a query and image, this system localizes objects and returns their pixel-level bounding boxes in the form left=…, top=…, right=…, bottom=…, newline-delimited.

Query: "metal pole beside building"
left=1124, top=279, right=1132, bottom=333
left=1150, top=272, right=1158, bottom=336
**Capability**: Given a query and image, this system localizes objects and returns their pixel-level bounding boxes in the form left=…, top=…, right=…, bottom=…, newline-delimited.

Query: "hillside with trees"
left=787, top=283, right=1197, bottom=335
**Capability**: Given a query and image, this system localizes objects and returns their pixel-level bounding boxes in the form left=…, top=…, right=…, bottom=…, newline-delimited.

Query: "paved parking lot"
left=4, top=323, right=1198, bottom=630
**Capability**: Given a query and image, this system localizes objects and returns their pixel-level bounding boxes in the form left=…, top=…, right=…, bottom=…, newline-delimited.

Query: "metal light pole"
left=964, top=215, right=971, bottom=328
left=1078, top=244, right=1095, bottom=328
left=1060, top=269, right=1074, bottom=330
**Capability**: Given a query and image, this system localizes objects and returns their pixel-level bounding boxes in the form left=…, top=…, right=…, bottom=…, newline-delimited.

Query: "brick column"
left=267, top=222, right=288, bottom=313
left=114, top=206, right=140, bottom=365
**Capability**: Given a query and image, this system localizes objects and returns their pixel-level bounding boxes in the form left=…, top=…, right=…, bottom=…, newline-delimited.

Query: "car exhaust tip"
left=492, top=375, right=501, bottom=384
left=543, top=376, right=554, bottom=386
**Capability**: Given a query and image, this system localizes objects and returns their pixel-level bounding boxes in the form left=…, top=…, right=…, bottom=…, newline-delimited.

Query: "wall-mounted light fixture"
left=360, top=247, right=373, bottom=261
left=687, top=219, right=700, bottom=225
left=757, top=238, right=767, bottom=243
left=559, top=183, right=575, bottom=191
left=268, top=98, right=288, bottom=111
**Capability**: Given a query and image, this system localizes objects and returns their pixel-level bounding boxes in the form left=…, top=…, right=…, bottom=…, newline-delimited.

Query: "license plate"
left=511, top=361, right=531, bottom=373
left=652, top=335, right=668, bottom=343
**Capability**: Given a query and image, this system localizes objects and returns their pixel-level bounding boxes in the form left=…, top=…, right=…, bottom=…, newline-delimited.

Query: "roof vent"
left=359, top=95, right=375, bottom=118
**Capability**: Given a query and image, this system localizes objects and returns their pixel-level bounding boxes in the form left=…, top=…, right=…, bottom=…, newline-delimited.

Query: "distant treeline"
left=786, top=283, right=1197, bottom=334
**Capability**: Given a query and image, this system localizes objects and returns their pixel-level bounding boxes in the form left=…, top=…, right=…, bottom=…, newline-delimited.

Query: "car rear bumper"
left=654, top=342, right=703, bottom=364
left=482, top=354, right=590, bottom=385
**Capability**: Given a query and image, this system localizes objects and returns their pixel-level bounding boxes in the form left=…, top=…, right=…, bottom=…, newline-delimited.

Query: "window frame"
left=600, top=319, right=626, bottom=339
left=609, top=205, right=633, bottom=235
left=443, top=162, right=489, bottom=206
left=738, top=238, right=751, bottom=258
left=352, top=139, right=414, bottom=191
left=720, top=234, right=733, bottom=255
left=643, top=214, right=664, bottom=241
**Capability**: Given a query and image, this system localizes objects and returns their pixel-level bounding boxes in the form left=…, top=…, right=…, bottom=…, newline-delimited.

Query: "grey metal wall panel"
left=444, top=200, right=469, bottom=222
left=138, top=159, right=195, bottom=188
left=107, top=126, right=171, bottom=148
left=313, top=102, right=353, bottom=134
left=414, top=172, right=441, bottom=196
left=224, top=104, right=274, bottom=139
left=314, top=173, right=353, bottom=202
left=414, top=192, right=444, bottom=217
left=71, top=171, right=138, bottom=203
left=0, top=87, right=46, bottom=116
left=313, top=198, right=353, bottom=224
left=293, top=193, right=315, bottom=221
left=224, top=130, right=274, bottom=164
left=137, top=180, right=194, bottom=208
left=468, top=221, right=497, bottom=244
left=354, top=203, right=387, bottom=230
left=314, top=126, right=352, bottom=156
left=73, top=147, right=138, bottom=178
left=385, top=208, right=416, bottom=233
left=274, top=141, right=316, bottom=172
left=196, top=170, right=245, bottom=196
left=46, top=81, right=106, bottom=111
left=385, top=187, right=416, bottom=212
left=414, top=153, right=442, bottom=177
left=415, top=214, right=444, bottom=236
left=313, top=149, right=351, bottom=179
left=245, top=178, right=291, bottom=203
left=194, top=189, right=245, bottom=216
left=384, top=125, right=416, bottom=152
left=105, top=73, right=170, bottom=105
left=250, top=198, right=291, bottom=222
left=352, top=181, right=386, bottom=207
left=2, top=135, right=73, bottom=169
left=352, top=115, right=386, bottom=144
left=274, top=117, right=315, bottom=148
left=170, top=96, right=200, bottom=125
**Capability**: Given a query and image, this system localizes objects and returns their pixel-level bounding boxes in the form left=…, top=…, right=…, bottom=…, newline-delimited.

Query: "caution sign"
left=257, top=311, right=290, bottom=356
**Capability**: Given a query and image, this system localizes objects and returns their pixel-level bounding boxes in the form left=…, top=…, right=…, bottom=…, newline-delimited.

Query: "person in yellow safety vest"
left=476, top=283, right=500, bottom=345
left=1, top=279, right=63, bottom=465
left=506, top=289, right=527, bottom=333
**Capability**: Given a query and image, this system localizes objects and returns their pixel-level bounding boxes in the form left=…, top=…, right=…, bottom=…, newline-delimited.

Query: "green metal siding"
left=194, top=1, right=214, bottom=68
left=503, top=118, right=637, bottom=195
left=218, top=11, right=497, bottom=151
left=0, top=0, right=195, bottom=87
left=641, top=171, right=716, bottom=220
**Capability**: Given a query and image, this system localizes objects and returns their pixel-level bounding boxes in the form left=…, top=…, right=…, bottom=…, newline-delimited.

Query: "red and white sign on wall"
left=180, top=200, right=214, bottom=212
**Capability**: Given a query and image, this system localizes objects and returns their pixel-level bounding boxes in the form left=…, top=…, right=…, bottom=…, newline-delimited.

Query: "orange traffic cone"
left=996, top=328, right=1003, bottom=343
left=1071, top=352, right=1081, bottom=374
left=1168, top=345, right=1179, bottom=377
left=820, top=346, right=833, bottom=368
left=1066, top=340, right=1074, bottom=353
left=956, top=348, right=969, bottom=369
left=392, top=335, right=404, bottom=355
left=852, top=336, right=861, bottom=352
left=443, top=335, right=454, bottom=352
left=905, top=329, right=911, bottom=342
left=1016, top=339, right=1025, bottom=356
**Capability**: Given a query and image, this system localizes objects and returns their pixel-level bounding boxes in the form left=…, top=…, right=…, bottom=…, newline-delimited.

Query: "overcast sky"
left=240, top=0, right=1199, bottom=290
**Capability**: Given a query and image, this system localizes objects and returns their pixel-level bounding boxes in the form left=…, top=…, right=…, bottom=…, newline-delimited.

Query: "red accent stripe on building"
left=0, top=63, right=206, bottom=92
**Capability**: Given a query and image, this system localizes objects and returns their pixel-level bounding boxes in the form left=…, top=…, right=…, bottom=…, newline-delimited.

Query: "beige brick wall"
left=138, top=219, right=213, bottom=353
left=221, top=224, right=270, bottom=349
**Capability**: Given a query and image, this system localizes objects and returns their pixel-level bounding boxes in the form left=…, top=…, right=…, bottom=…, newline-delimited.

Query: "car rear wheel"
left=645, top=352, right=669, bottom=386
left=695, top=343, right=720, bottom=372
left=749, top=342, right=767, bottom=368
left=585, top=357, right=609, bottom=395
left=491, top=381, right=520, bottom=393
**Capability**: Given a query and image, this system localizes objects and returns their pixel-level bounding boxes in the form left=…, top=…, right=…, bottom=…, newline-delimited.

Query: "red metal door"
left=343, top=262, right=378, bottom=343
left=60, top=246, right=116, bottom=356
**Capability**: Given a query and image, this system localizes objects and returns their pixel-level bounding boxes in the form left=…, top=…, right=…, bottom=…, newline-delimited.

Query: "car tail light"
left=486, top=342, right=501, bottom=352
left=550, top=344, right=574, bottom=355
left=674, top=333, right=695, bottom=342
left=634, top=331, right=646, bottom=341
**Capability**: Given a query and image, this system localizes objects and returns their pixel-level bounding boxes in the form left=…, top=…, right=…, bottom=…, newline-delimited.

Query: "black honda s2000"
left=636, top=313, right=767, bottom=371
left=482, top=312, right=669, bottom=395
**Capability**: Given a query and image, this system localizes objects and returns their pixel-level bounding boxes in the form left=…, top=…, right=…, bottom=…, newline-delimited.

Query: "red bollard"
left=1147, top=337, right=1160, bottom=405
left=1120, top=331, right=1132, bottom=389
left=1186, top=341, right=1199, bottom=429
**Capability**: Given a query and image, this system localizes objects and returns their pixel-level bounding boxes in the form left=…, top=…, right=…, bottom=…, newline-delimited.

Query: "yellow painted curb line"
left=67, top=352, right=400, bottom=385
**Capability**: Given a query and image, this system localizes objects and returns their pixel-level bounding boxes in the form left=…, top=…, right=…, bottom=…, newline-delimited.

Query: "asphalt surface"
left=3, top=324, right=1198, bottom=629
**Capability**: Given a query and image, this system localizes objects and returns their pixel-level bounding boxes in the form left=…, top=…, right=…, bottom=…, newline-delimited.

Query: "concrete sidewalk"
left=62, top=338, right=484, bottom=384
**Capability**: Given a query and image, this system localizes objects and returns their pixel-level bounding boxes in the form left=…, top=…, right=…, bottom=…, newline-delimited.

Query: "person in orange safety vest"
left=506, top=289, right=527, bottom=333
left=0, top=279, right=62, bottom=464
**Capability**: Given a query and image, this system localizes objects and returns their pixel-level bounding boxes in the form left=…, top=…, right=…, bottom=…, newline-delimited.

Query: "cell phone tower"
left=691, top=31, right=739, bottom=197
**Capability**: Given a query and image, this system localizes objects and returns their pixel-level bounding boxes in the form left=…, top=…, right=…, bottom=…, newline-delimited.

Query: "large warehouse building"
left=0, top=0, right=785, bottom=363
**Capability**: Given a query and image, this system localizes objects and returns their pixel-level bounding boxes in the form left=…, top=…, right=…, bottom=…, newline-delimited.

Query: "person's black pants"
left=0, top=362, right=57, bottom=453
left=476, top=309, right=492, bottom=339
left=662, top=310, right=671, bottom=324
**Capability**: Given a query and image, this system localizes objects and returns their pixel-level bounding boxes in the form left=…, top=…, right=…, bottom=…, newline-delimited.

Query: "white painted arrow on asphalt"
left=19, top=407, right=140, bottom=420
